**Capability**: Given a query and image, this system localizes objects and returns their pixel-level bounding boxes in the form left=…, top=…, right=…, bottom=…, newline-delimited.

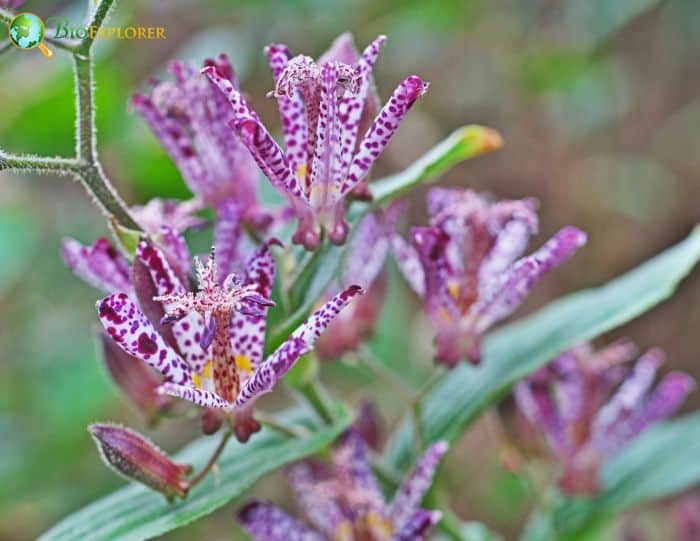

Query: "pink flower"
left=393, top=188, right=587, bottom=366
left=203, top=34, right=428, bottom=250
left=515, top=342, right=695, bottom=495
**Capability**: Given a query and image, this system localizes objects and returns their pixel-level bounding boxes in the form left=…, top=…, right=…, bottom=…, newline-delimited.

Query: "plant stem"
left=0, top=154, right=82, bottom=174
left=79, top=0, right=116, bottom=54
left=297, top=377, right=336, bottom=425
left=256, top=411, right=308, bottom=438
left=72, top=47, right=140, bottom=230
left=356, top=345, right=415, bottom=402
left=188, top=430, right=232, bottom=489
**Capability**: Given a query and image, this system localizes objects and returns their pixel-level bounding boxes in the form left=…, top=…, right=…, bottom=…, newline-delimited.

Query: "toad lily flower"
left=132, top=55, right=270, bottom=276
left=203, top=34, right=429, bottom=250
left=96, top=239, right=363, bottom=427
left=238, top=431, right=448, bottom=541
left=515, top=342, right=695, bottom=495
left=392, top=188, right=587, bottom=366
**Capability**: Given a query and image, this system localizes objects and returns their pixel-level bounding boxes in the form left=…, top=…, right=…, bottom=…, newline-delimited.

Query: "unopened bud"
left=98, top=330, right=171, bottom=426
left=89, top=423, right=192, bottom=501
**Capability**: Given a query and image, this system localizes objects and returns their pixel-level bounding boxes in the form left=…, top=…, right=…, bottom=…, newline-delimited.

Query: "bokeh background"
left=1, top=0, right=700, bottom=539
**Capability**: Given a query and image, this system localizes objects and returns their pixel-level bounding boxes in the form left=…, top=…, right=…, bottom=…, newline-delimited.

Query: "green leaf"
left=553, top=411, right=700, bottom=538
left=39, top=408, right=351, bottom=541
left=385, top=225, right=700, bottom=471
left=370, top=125, right=502, bottom=204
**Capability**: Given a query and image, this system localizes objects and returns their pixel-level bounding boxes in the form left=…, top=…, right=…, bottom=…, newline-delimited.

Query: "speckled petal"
left=136, top=240, right=208, bottom=372
left=234, top=286, right=362, bottom=407
left=291, top=285, right=364, bottom=346
left=266, top=43, right=309, bottom=189
left=131, top=94, right=213, bottom=198
left=334, top=430, right=383, bottom=505
left=230, top=239, right=280, bottom=369
left=471, top=226, right=587, bottom=333
left=335, top=35, right=386, bottom=187
left=390, top=441, right=448, bottom=527
left=342, top=75, right=429, bottom=195
left=62, top=238, right=132, bottom=294
left=342, top=212, right=390, bottom=289
left=238, top=502, right=325, bottom=541
left=391, top=509, right=442, bottom=541
left=391, top=233, right=426, bottom=297
left=97, top=293, right=192, bottom=385
left=309, top=62, right=344, bottom=211
left=287, top=462, right=344, bottom=537
left=157, top=382, right=233, bottom=410
left=213, top=199, right=244, bottom=281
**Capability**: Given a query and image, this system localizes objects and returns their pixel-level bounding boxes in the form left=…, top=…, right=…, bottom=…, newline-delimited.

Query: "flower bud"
left=98, top=330, right=171, bottom=426
left=89, top=423, right=192, bottom=502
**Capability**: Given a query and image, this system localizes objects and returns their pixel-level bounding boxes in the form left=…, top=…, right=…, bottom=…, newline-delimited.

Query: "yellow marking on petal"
left=202, top=361, right=213, bottom=378
left=447, top=281, right=460, bottom=299
left=333, top=521, right=353, bottom=541
left=364, top=512, right=394, bottom=537
left=193, top=361, right=214, bottom=389
left=295, top=163, right=307, bottom=182
left=235, top=354, right=252, bottom=374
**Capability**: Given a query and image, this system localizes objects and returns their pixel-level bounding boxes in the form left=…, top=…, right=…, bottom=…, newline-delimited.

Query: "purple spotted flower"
left=316, top=204, right=403, bottom=361
left=238, top=430, right=447, bottom=541
left=203, top=34, right=429, bottom=250
left=392, top=188, right=587, bottom=366
left=95, top=238, right=363, bottom=438
left=132, top=55, right=271, bottom=276
left=515, top=342, right=695, bottom=495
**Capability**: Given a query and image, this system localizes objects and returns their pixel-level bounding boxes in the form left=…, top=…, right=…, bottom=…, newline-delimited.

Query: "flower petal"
left=131, top=94, right=213, bottom=198
left=230, top=239, right=281, bottom=370
left=238, top=502, right=325, bottom=541
left=471, top=226, right=587, bottom=333
left=287, top=462, right=344, bottom=537
left=157, top=382, right=233, bottom=410
left=62, top=238, right=132, bottom=294
left=202, top=65, right=305, bottom=202
left=234, top=286, right=362, bottom=408
left=335, top=35, right=386, bottom=189
left=391, top=233, right=426, bottom=297
left=97, top=293, right=192, bottom=385
left=391, top=509, right=442, bottom=541
left=266, top=43, right=309, bottom=190
left=390, top=441, right=448, bottom=527
left=213, top=198, right=244, bottom=280
left=136, top=240, right=208, bottom=372
left=333, top=430, right=383, bottom=507
left=342, top=75, right=429, bottom=196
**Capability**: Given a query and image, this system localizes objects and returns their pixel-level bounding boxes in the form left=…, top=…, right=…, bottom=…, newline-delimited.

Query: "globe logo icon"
left=8, top=13, right=53, bottom=58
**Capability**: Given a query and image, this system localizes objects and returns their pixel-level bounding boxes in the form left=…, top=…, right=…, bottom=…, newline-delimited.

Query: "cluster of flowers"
left=61, top=32, right=694, bottom=539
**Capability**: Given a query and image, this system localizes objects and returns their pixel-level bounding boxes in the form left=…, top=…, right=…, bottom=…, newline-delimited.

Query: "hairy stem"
left=188, top=430, right=232, bottom=489
left=79, top=0, right=116, bottom=53
left=0, top=153, right=82, bottom=174
left=71, top=27, right=140, bottom=230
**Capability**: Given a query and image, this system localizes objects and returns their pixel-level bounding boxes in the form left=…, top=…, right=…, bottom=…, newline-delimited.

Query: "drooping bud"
left=89, top=423, right=192, bottom=502
left=98, top=330, right=171, bottom=426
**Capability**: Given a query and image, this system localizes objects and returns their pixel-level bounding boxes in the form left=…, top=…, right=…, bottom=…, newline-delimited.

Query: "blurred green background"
left=1, top=0, right=700, bottom=539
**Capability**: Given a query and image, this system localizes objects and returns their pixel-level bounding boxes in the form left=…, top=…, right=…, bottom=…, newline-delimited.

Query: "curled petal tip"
left=265, top=237, right=284, bottom=248
left=559, top=226, right=588, bottom=247
left=404, top=75, right=430, bottom=101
